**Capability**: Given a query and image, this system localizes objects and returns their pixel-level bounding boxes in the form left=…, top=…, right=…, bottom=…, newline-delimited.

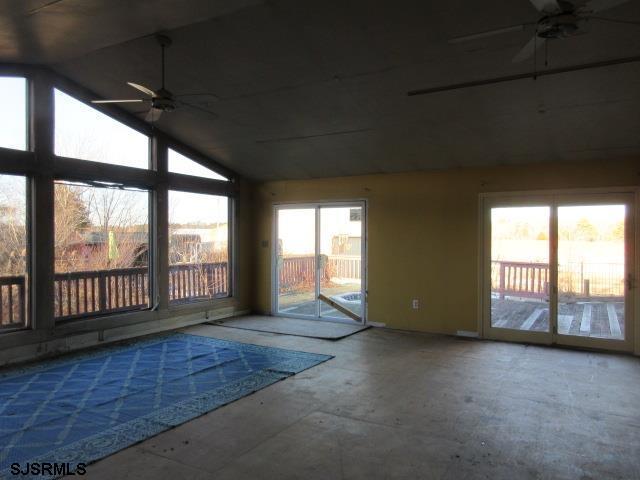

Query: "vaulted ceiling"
left=2, top=0, right=639, bottom=180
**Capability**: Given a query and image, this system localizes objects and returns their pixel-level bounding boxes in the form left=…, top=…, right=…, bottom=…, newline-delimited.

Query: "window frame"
left=167, top=188, right=234, bottom=307
left=52, top=180, right=155, bottom=322
left=0, top=72, right=32, bottom=332
left=0, top=74, right=29, bottom=153
left=53, top=87, right=152, bottom=171
left=0, top=173, right=32, bottom=333
left=0, top=64, right=239, bottom=335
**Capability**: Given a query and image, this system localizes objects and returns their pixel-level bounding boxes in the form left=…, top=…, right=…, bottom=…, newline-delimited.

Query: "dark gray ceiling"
left=2, top=0, right=639, bottom=180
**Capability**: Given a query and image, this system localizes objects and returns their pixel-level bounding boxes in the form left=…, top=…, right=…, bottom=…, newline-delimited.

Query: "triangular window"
left=168, top=148, right=228, bottom=181
left=54, top=89, right=149, bottom=169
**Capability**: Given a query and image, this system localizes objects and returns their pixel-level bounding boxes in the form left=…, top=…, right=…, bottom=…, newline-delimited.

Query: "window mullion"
left=52, top=156, right=158, bottom=190
left=31, top=70, right=56, bottom=331
left=154, top=137, right=170, bottom=311
left=167, top=173, right=236, bottom=197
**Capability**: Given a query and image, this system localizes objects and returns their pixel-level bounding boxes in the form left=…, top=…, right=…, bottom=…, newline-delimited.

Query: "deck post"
left=499, top=262, right=505, bottom=299
left=98, top=271, right=107, bottom=312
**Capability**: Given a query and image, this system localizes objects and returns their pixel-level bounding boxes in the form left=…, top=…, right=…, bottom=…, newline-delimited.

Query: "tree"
left=54, top=184, right=92, bottom=272
left=574, top=218, right=598, bottom=242
left=86, top=187, right=147, bottom=269
left=54, top=183, right=148, bottom=272
left=0, top=177, right=27, bottom=276
left=610, top=220, right=624, bottom=241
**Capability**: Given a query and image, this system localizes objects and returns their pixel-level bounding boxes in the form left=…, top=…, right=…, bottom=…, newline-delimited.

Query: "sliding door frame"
left=271, top=200, right=368, bottom=324
left=481, top=194, right=554, bottom=346
left=553, top=192, right=635, bottom=352
left=480, top=187, right=639, bottom=354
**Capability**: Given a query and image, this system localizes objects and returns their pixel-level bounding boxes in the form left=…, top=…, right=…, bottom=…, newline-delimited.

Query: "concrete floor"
left=76, top=320, right=640, bottom=480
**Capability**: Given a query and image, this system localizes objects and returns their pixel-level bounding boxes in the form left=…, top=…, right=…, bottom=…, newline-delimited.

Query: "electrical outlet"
left=412, top=299, right=419, bottom=309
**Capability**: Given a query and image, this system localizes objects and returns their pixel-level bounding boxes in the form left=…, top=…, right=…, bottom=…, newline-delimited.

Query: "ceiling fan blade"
left=175, top=93, right=220, bottom=102
left=449, top=24, right=528, bottom=44
left=145, top=108, right=163, bottom=122
left=579, top=0, right=630, bottom=13
left=529, top=0, right=562, bottom=14
left=127, top=82, right=155, bottom=97
left=91, top=99, right=146, bottom=104
left=177, top=100, right=218, bottom=118
left=587, top=16, right=640, bottom=25
left=512, top=36, right=546, bottom=63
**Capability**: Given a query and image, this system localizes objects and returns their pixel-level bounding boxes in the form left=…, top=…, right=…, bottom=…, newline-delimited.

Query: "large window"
left=0, top=174, right=28, bottom=329
left=54, top=89, right=149, bottom=169
left=168, top=148, right=228, bottom=181
left=0, top=77, right=27, bottom=151
left=54, top=182, right=150, bottom=319
left=0, top=69, right=236, bottom=333
left=169, top=191, right=229, bottom=303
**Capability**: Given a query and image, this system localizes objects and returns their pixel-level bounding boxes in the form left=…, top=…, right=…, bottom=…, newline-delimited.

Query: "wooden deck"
left=491, top=297, right=625, bottom=340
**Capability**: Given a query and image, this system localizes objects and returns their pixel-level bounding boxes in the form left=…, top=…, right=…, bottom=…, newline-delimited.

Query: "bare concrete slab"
left=73, top=325, right=640, bottom=480
left=209, top=315, right=370, bottom=340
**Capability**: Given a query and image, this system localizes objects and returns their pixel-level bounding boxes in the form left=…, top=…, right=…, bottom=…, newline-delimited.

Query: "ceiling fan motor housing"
left=152, top=88, right=176, bottom=111
left=537, top=14, right=581, bottom=38
left=152, top=96, right=176, bottom=112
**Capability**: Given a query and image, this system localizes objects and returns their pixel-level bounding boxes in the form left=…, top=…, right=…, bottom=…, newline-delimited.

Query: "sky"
left=0, top=77, right=26, bottom=150
left=0, top=77, right=228, bottom=225
left=278, top=207, right=362, bottom=256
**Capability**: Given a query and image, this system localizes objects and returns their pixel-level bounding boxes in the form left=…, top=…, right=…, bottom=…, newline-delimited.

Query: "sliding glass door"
left=276, top=208, right=317, bottom=316
left=484, top=193, right=635, bottom=352
left=274, top=203, right=366, bottom=323
left=490, top=206, right=551, bottom=335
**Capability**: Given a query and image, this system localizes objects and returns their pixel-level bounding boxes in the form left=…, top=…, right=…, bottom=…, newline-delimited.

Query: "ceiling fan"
left=91, top=34, right=218, bottom=122
left=449, top=0, right=638, bottom=63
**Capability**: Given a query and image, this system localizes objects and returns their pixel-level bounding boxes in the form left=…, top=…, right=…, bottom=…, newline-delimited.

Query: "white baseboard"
left=367, top=321, right=385, bottom=327
left=456, top=330, right=479, bottom=338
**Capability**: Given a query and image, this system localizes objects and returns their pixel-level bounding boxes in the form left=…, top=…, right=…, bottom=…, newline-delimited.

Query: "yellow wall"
left=252, top=159, right=640, bottom=334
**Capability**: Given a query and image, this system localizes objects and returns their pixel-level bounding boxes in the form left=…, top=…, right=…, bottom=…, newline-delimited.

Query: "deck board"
left=558, top=315, right=573, bottom=334
left=606, top=303, right=622, bottom=337
left=580, top=304, right=592, bottom=334
left=520, top=308, right=543, bottom=331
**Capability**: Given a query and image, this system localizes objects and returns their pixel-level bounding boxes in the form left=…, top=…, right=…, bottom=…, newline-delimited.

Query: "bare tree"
left=54, top=183, right=148, bottom=272
left=0, top=176, right=27, bottom=276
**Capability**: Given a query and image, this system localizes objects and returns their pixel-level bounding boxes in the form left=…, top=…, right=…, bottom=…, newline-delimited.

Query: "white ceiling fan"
left=91, top=34, right=219, bottom=122
left=449, top=0, right=638, bottom=63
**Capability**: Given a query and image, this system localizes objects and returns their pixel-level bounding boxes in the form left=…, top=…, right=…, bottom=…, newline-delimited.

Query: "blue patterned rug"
left=0, top=333, right=332, bottom=479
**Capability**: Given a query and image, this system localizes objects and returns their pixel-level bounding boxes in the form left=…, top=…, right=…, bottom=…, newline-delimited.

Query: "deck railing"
left=0, top=262, right=229, bottom=326
left=0, top=276, right=26, bottom=329
left=278, top=256, right=316, bottom=291
left=492, top=261, right=549, bottom=299
left=327, top=255, right=361, bottom=281
left=278, top=255, right=361, bottom=292
left=54, top=267, right=150, bottom=319
left=492, top=260, right=624, bottom=299
left=168, top=262, right=228, bottom=304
